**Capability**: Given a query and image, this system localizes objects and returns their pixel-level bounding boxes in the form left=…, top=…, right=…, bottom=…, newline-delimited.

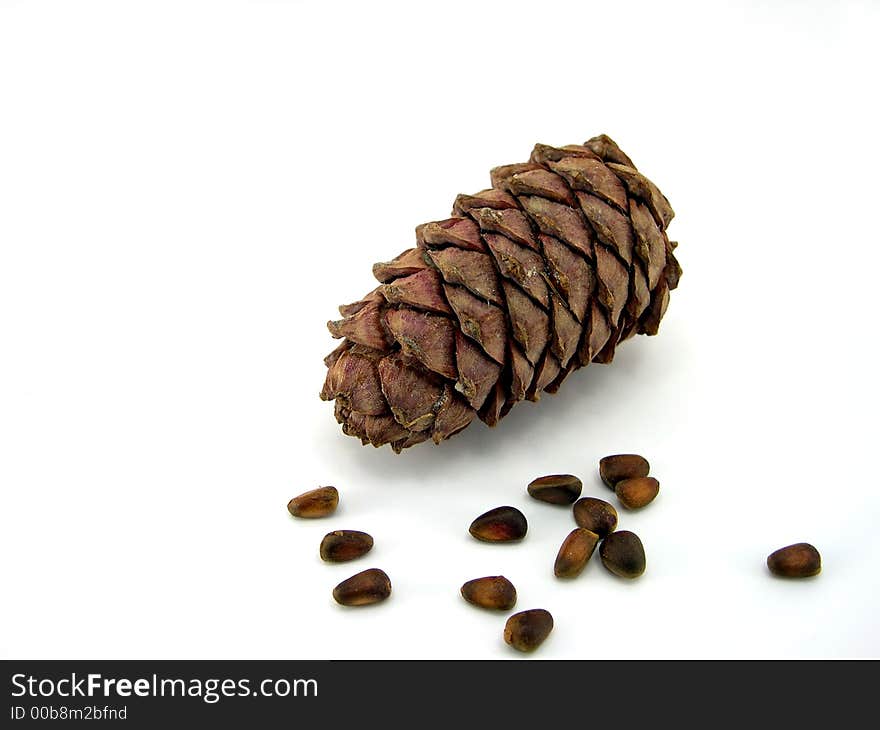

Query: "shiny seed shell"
left=528, top=474, right=583, bottom=505
left=599, top=530, right=646, bottom=578
left=504, top=609, right=554, bottom=653
left=554, top=528, right=600, bottom=578
left=320, top=530, right=374, bottom=562
left=332, top=568, right=392, bottom=606
left=599, top=454, right=650, bottom=488
left=767, top=543, right=821, bottom=578
left=469, top=506, right=528, bottom=543
left=287, top=486, right=339, bottom=518
left=572, top=497, right=618, bottom=538
left=460, top=576, right=517, bottom=610
left=616, top=477, right=660, bottom=509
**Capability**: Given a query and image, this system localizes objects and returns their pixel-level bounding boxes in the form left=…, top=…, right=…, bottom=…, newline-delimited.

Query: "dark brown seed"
left=320, top=530, right=374, bottom=562
left=332, top=568, right=392, bottom=606
left=460, top=576, right=517, bottom=610
left=554, top=527, right=600, bottom=578
left=600, top=530, right=646, bottom=578
left=287, top=486, right=339, bottom=518
left=527, top=474, right=583, bottom=505
left=504, top=609, right=554, bottom=653
left=599, top=454, right=650, bottom=488
left=572, top=497, right=618, bottom=538
left=767, top=543, right=821, bottom=578
left=615, top=476, right=660, bottom=509
left=469, top=506, right=528, bottom=543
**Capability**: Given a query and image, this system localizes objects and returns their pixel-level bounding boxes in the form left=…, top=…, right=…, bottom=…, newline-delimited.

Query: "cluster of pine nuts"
left=287, top=454, right=820, bottom=654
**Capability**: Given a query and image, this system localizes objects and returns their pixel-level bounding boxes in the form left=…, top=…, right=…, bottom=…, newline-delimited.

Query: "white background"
left=2, top=0, right=878, bottom=660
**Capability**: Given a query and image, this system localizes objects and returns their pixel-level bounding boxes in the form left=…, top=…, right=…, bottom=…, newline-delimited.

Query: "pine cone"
left=321, top=135, right=681, bottom=452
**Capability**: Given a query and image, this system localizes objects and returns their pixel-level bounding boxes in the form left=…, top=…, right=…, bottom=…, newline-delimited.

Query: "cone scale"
left=321, top=135, right=681, bottom=452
